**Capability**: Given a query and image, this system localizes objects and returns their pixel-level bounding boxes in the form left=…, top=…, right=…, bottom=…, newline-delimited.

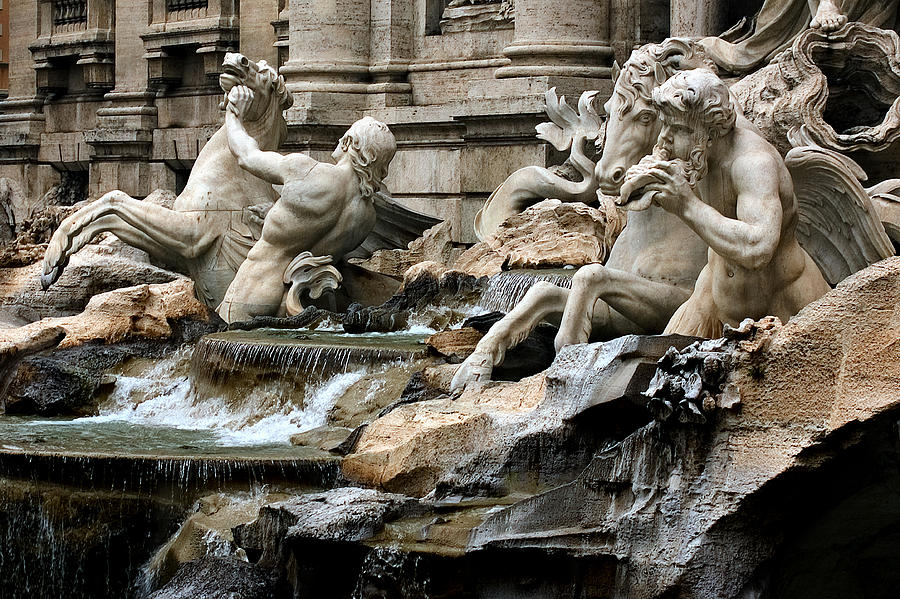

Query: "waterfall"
left=477, top=269, right=574, bottom=313
left=192, top=330, right=429, bottom=383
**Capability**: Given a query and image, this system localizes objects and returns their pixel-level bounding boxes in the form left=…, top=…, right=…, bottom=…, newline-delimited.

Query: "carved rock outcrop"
left=453, top=199, right=624, bottom=278
left=342, top=334, right=695, bottom=497
left=732, top=23, right=900, bottom=155
left=472, top=257, right=900, bottom=598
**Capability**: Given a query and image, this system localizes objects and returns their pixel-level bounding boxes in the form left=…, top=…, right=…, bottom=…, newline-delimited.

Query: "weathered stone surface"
left=453, top=199, right=624, bottom=278
left=2, top=278, right=214, bottom=349
left=144, top=491, right=290, bottom=592
left=351, top=221, right=463, bottom=280
left=342, top=334, right=693, bottom=497
left=471, top=257, right=900, bottom=598
left=426, top=327, right=483, bottom=362
left=0, top=327, right=66, bottom=411
left=0, top=245, right=183, bottom=326
left=342, top=263, right=484, bottom=333
left=290, top=426, right=357, bottom=452
left=233, top=488, right=427, bottom=564
left=1, top=280, right=222, bottom=415
left=148, top=557, right=287, bottom=599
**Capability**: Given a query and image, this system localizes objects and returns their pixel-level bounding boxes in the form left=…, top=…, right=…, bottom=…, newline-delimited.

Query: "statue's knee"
left=530, top=281, right=558, bottom=295
left=573, top=263, right=606, bottom=288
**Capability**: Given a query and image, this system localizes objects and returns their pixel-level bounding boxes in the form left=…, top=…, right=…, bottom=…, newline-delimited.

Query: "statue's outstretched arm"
left=225, top=86, right=290, bottom=185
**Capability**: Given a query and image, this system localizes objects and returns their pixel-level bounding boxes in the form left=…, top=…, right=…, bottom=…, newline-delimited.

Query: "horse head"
left=219, top=53, right=294, bottom=150
left=596, top=38, right=715, bottom=195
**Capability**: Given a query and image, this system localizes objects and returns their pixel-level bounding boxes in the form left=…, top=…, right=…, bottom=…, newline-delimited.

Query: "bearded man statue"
left=618, top=69, right=830, bottom=337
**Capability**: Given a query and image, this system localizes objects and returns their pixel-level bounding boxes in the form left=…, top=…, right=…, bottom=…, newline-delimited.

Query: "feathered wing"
left=785, top=145, right=894, bottom=285
left=347, top=191, right=442, bottom=260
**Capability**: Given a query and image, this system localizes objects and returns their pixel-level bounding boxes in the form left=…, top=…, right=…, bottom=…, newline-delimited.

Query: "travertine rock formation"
left=453, top=199, right=624, bottom=278
left=473, top=256, right=900, bottom=598
left=1, top=278, right=214, bottom=349
left=351, top=221, right=463, bottom=279
left=1, top=279, right=222, bottom=415
left=342, top=334, right=695, bottom=497
left=0, top=245, right=182, bottom=327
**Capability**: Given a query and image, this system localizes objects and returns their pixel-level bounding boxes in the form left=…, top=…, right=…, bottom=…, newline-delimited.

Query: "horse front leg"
left=450, top=281, right=570, bottom=394
left=41, top=190, right=212, bottom=288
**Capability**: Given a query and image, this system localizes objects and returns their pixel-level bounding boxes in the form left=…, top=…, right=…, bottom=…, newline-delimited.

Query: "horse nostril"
left=240, top=56, right=249, bottom=67
left=611, top=167, right=625, bottom=183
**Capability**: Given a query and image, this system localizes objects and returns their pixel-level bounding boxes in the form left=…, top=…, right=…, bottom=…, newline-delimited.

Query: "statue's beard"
left=651, top=131, right=709, bottom=188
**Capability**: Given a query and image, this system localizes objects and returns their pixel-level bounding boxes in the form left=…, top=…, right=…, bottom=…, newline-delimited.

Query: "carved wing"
left=347, top=191, right=442, bottom=260
left=865, top=178, right=900, bottom=247
left=535, top=88, right=603, bottom=151
left=785, top=145, right=894, bottom=285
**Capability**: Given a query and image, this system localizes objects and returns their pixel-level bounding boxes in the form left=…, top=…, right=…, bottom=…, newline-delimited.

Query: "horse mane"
left=613, top=38, right=717, bottom=117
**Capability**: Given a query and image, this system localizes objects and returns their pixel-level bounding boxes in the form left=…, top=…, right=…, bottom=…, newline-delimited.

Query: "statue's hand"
left=637, top=160, right=696, bottom=215
left=227, top=85, right=254, bottom=119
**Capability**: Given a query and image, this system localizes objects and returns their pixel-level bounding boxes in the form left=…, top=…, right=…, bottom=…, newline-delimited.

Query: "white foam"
left=69, top=350, right=368, bottom=446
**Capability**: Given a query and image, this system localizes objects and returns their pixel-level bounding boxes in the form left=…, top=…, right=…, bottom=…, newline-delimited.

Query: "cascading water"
left=192, top=329, right=430, bottom=383
left=0, top=326, right=435, bottom=599
left=476, top=269, right=574, bottom=314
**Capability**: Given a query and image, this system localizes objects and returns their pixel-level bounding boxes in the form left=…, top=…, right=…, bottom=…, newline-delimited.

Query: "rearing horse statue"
left=41, top=53, right=293, bottom=308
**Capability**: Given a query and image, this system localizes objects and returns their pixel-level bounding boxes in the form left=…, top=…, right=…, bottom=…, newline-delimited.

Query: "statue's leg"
left=450, top=281, right=569, bottom=393
left=554, top=263, right=693, bottom=350
left=42, top=190, right=211, bottom=288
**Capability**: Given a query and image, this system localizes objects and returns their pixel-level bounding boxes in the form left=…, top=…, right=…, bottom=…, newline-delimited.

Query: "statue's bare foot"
left=810, top=0, right=846, bottom=32
left=450, top=351, right=495, bottom=395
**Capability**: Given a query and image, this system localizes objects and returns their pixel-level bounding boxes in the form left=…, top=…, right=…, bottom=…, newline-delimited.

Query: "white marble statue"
left=41, top=54, right=293, bottom=308
left=40, top=53, right=435, bottom=315
left=216, top=86, right=396, bottom=323
left=451, top=37, right=894, bottom=393
left=618, top=69, right=830, bottom=337
left=451, top=39, right=715, bottom=392
left=701, top=0, right=899, bottom=74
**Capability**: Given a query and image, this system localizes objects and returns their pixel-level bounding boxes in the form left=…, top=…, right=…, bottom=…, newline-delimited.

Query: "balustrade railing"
left=166, top=0, right=208, bottom=11
left=53, top=0, right=87, bottom=26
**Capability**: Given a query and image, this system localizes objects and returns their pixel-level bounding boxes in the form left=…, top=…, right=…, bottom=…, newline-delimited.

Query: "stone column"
left=280, top=0, right=372, bottom=92
left=240, top=0, right=280, bottom=67
left=368, top=0, right=413, bottom=106
left=495, top=0, right=613, bottom=79
left=670, top=0, right=730, bottom=37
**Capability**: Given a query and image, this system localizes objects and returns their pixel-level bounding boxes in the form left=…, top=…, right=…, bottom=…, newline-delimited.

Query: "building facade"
left=0, top=0, right=745, bottom=241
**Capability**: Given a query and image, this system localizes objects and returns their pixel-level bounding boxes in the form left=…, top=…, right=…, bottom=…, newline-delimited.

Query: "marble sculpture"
left=217, top=86, right=397, bottom=322
left=618, top=68, right=829, bottom=338
left=39, top=54, right=427, bottom=322
left=41, top=53, right=294, bottom=309
left=452, top=33, right=895, bottom=392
